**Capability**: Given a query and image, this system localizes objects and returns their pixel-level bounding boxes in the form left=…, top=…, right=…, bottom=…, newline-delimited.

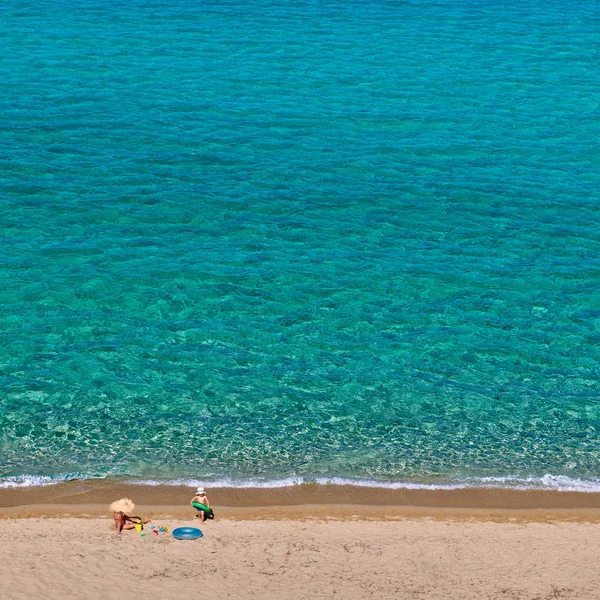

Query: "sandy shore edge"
left=2, top=480, right=600, bottom=521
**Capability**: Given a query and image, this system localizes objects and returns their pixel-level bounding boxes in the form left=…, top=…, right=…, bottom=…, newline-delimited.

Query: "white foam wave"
left=130, top=477, right=305, bottom=489
left=0, top=473, right=101, bottom=488
left=126, top=474, right=600, bottom=493
left=3, top=473, right=600, bottom=492
left=311, top=475, right=600, bottom=492
left=466, top=475, right=600, bottom=493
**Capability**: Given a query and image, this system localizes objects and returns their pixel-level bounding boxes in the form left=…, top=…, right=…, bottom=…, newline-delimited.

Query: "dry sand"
left=1, top=516, right=599, bottom=600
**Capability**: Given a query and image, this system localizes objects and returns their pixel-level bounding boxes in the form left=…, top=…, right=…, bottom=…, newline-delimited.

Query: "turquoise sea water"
left=1, top=0, right=599, bottom=489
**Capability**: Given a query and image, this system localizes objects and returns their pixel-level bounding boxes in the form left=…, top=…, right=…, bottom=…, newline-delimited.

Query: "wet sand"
left=2, top=480, right=600, bottom=521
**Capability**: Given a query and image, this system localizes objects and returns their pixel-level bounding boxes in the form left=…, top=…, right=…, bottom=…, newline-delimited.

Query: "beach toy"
left=140, top=532, right=146, bottom=537
left=159, top=527, right=164, bottom=532
left=153, top=529, right=159, bottom=535
left=172, top=527, right=203, bottom=540
left=191, top=501, right=215, bottom=519
left=134, top=523, right=143, bottom=532
left=150, top=525, right=155, bottom=529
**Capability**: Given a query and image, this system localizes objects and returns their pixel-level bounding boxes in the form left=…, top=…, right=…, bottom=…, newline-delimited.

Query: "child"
left=190, top=487, right=212, bottom=523
left=109, top=497, right=151, bottom=535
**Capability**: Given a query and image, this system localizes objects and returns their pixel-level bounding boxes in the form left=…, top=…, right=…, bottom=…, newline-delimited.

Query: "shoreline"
left=2, top=480, right=600, bottom=521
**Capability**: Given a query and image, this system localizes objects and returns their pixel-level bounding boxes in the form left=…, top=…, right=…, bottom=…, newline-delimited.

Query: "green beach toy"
left=192, top=501, right=215, bottom=519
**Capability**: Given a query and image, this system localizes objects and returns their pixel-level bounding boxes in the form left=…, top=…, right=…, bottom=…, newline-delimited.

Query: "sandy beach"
left=2, top=516, right=599, bottom=600
left=2, top=483, right=600, bottom=599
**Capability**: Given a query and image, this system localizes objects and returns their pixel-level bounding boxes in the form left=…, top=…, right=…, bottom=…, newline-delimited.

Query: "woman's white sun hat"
left=109, top=498, right=135, bottom=513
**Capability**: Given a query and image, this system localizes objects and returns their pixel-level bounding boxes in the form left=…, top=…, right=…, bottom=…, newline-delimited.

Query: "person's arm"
left=126, top=515, right=142, bottom=523
left=190, top=495, right=197, bottom=506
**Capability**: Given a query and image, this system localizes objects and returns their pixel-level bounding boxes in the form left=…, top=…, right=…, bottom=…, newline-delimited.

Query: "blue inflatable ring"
left=172, top=527, right=203, bottom=540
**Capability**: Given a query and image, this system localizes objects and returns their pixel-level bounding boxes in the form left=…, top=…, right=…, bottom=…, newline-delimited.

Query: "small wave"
left=130, top=477, right=305, bottom=489
left=126, top=474, right=600, bottom=493
left=0, top=473, right=102, bottom=488
left=464, top=475, right=600, bottom=493
left=3, top=473, right=600, bottom=492
left=315, top=475, right=600, bottom=493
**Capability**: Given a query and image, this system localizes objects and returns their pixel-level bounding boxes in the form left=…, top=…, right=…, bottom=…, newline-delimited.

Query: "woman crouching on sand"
left=109, top=498, right=151, bottom=535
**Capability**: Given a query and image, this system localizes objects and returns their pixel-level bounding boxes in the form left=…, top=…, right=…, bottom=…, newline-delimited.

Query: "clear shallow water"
left=1, top=0, right=599, bottom=489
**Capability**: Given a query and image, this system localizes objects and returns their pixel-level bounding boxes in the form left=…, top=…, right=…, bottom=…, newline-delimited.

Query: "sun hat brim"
left=109, top=498, right=135, bottom=513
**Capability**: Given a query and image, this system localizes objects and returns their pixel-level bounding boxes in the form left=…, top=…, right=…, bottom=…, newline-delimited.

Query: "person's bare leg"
left=199, top=510, right=205, bottom=524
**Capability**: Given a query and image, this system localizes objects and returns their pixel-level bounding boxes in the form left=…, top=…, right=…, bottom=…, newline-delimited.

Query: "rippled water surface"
left=1, top=0, right=599, bottom=487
